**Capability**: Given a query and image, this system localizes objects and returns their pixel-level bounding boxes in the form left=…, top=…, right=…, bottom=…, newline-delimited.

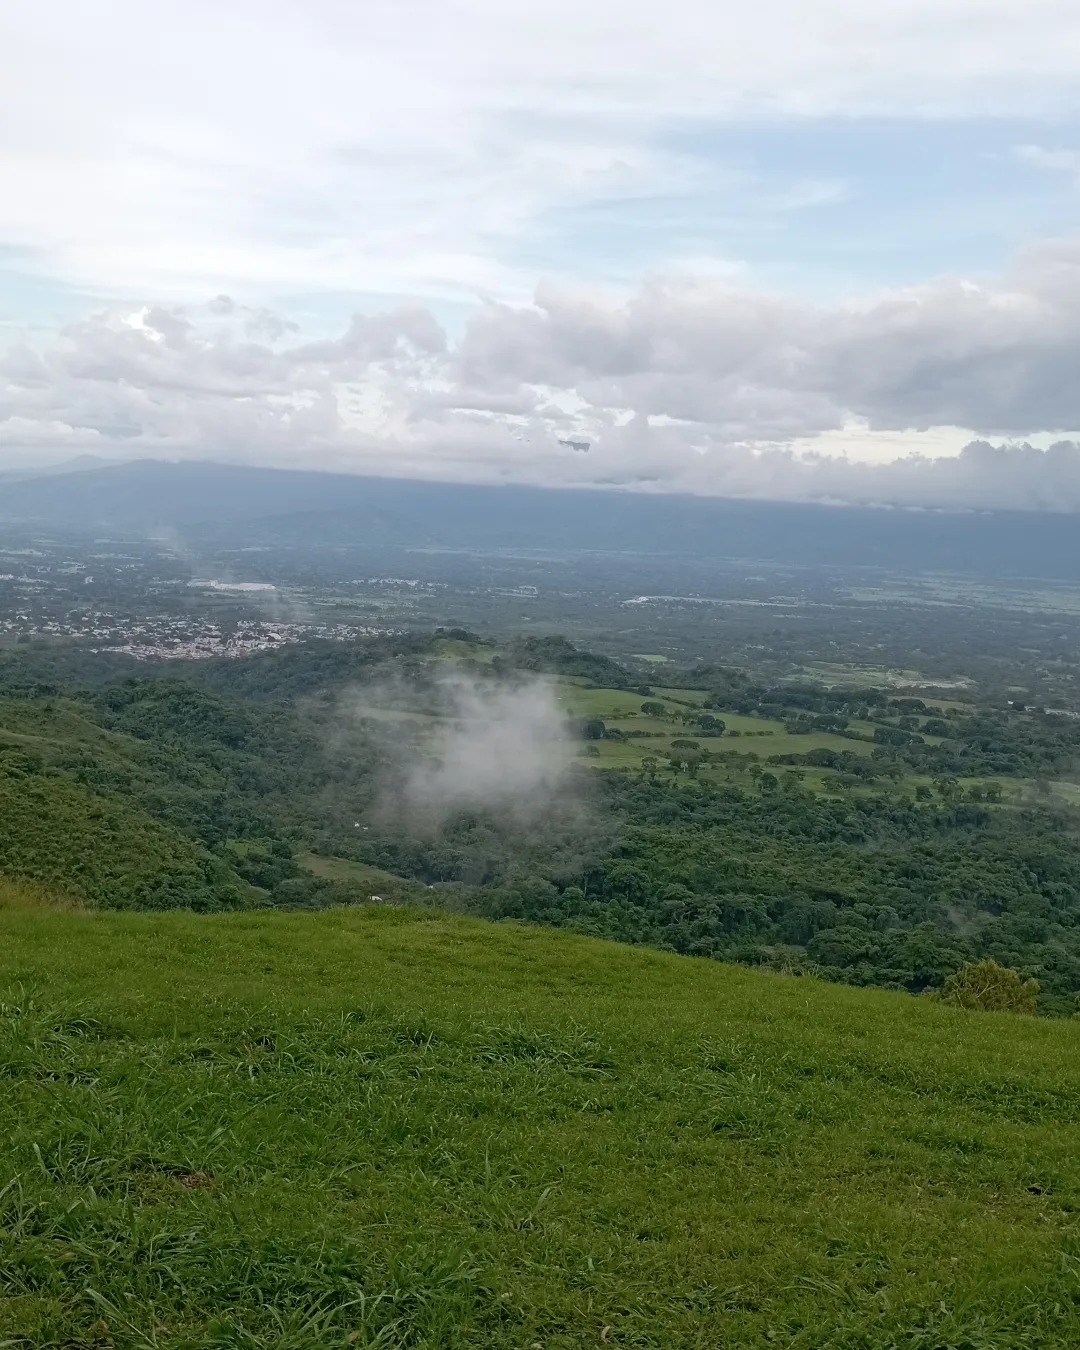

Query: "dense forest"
left=4, top=632, right=1080, bottom=1012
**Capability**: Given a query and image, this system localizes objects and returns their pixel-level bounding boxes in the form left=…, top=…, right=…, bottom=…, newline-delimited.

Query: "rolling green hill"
left=2, top=901, right=1080, bottom=1348
left=5, top=633, right=1080, bottom=1009
left=0, top=769, right=251, bottom=910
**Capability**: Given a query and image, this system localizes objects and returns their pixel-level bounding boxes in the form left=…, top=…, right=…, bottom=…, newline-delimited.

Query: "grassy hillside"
left=3, top=904, right=1080, bottom=1348
left=0, top=679, right=370, bottom=912
left=0, top=771, right=252, bottom=910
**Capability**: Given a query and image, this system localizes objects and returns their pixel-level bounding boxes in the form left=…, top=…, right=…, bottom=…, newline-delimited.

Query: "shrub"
left=940, top=959, right=1039, bottom=1014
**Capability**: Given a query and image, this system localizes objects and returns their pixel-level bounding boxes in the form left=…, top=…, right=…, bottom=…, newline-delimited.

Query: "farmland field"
left=559, top=681, right=884, bottom=774
left=299, top=854, right=422, bottom=902
left=343, top=673, right=953, bottom=788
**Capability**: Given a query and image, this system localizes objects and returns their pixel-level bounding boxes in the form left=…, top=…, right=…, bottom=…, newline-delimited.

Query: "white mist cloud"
left=402, top=675, right=576, bottom=824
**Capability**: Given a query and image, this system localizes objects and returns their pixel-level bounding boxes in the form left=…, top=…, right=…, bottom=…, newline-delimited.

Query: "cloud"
left=1012, top=145, right=1080, bottom=177
left=456, top=240, right=1080, bottom=438
left=4, top=0, right=1080, bottom=304
left=400, top=673, right=577, bottom=827
left=6, top=238, right=1080, bottom=509
left=333, top=670, right=586, bottom=846
left=0, top=298, right=440, bottom=459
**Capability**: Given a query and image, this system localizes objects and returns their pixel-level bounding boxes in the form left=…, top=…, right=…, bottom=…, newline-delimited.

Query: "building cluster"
left=101, top=618, right=396, bottom=660
left=0, top=609, right=395, bottom=659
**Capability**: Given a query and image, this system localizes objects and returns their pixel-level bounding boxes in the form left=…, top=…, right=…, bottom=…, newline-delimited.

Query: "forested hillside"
left=3, top=632, right=1080, bottom=1010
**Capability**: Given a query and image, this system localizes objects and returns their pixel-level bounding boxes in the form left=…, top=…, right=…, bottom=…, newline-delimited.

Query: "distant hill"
left=5, top=457, right=1080, bottom=578
left=504, top=634, right=633, bottom=687
left=0, top=453, right=123, bottom=482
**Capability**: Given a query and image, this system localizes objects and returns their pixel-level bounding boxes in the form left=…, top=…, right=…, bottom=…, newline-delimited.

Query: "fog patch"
left=401, top=672, right=576, bottom=826
left=321, top=666, right=611, bottom=889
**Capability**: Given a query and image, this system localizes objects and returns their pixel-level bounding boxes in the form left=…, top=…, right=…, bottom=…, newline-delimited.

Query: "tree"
left=914, top=784, right=933, bottom=802
left=576, top=717, right=606, bottom=741
left=940, top=959, right=1039, bottom=1014
left=668, top=748, right=703, bottom=778
left=875, top=726, right=924, bottom=747
left=641, top=701, right=666, bottom=717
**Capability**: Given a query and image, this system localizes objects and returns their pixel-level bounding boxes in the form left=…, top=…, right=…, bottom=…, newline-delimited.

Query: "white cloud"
left=1012, top=144, right=1080, bottom=177
left=3, top=0, right=1080, bottom=304
left=455, top=239, right=1080, bottom=438
left=6, top=236, right=1080, bottom=509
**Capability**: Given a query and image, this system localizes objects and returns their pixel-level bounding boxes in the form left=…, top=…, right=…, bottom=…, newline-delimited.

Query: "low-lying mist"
left=330, top=668, right=612, bottom=887
left=402, top=672, right=576, bottom=826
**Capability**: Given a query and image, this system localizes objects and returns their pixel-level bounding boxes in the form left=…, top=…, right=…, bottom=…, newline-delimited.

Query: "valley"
left=5, top=484, right=1080, bottom=1345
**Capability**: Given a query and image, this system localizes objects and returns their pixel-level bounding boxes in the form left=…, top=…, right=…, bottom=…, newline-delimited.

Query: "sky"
left=4, top=0, right=1080, bottom=508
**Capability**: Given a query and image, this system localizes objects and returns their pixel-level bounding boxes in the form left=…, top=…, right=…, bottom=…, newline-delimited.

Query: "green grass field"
left=558, top=685, right=882, bottom=774
left=555, top=686, right=653, bottom=718
left=431, top=639, right=498, bottom=664
left=300, top=853, right=425, bottom=903
left=585, top=727, right=875, bottom=773
left=648, top=686, right=708, bottom=705
left=3, top=900, right=1080, bottom=1347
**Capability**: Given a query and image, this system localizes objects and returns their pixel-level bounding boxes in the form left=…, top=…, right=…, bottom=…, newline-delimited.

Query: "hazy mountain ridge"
left=4, top=458, right=1080, bottom=579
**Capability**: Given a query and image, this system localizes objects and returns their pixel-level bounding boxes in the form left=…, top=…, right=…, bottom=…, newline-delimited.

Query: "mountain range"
left=3, top=457, right=1080, bottom=579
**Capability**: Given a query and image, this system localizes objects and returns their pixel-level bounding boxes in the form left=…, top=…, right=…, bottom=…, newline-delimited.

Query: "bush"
left=940, top=959, right=1039, bottom=1014
left=573, top=717, right=606, bottom=740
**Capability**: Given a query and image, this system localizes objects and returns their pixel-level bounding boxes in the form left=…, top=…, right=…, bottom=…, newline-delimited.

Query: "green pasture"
left=3, top=901, right=1080, bottom=1347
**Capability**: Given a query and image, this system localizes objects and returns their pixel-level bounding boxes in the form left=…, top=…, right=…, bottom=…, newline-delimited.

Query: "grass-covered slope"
left=0, top=694, right=257, bottom=910
left=3, top=905, right=1080, bottom=1348
left=0, top=684, right=347, bottom=911
left=0, top=769, right=249, bottom=910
